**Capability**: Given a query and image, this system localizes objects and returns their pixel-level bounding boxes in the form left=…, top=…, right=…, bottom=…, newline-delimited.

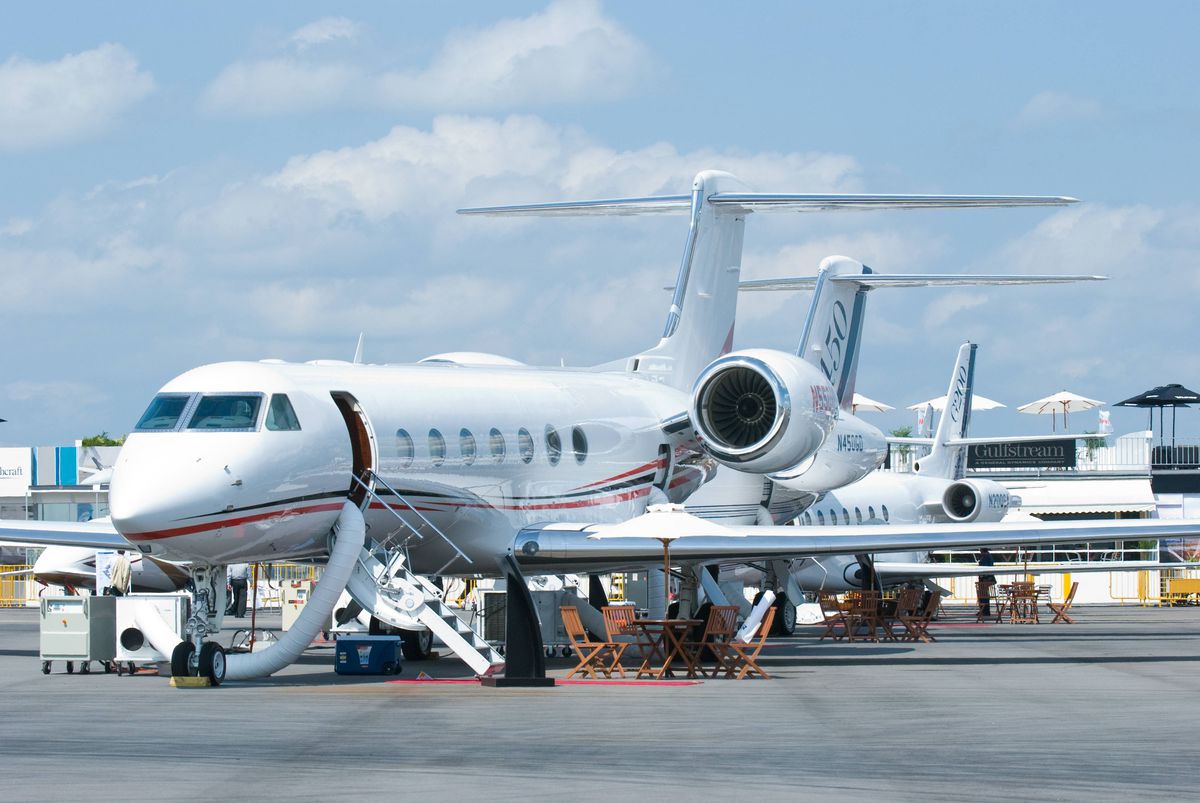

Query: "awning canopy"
left=1000, top=477, right=1155, bottom=515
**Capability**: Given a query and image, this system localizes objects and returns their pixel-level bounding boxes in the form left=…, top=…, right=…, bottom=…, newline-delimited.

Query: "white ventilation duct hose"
left=133, top=600, right=184, bottom=657
left=225, top=501, right=364, bottom=681
left=735, top=589, right=775, bottom=642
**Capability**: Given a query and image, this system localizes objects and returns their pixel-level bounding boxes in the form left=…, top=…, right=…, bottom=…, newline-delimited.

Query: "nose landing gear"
left=171, top=564, right=228, bottom=686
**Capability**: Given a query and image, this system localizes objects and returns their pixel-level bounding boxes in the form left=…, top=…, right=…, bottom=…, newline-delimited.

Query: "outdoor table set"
left=561, top=604, right=776, bottom=680
left=816, top=588, right=941, bottom=643
left=976, top=580, right=1080, bottom=624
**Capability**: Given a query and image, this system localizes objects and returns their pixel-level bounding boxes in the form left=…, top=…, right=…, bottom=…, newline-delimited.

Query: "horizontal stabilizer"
left=460, top=193, right=1077, bottom=217
left=738, top=274, right=1105, bottom=292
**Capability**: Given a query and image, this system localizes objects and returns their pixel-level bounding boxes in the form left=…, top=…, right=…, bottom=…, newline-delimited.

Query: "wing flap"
left=515, top=512, right=1200, bottom=570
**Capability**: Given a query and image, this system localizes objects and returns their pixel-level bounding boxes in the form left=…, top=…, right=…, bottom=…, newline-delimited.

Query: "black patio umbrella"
left=1114, top=383, right=1200, bottom=446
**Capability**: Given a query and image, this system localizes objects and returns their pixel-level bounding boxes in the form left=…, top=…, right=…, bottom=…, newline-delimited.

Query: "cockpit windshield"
left=186, top=395, right=262, bottom=430
left=134, top=394, right=193, bottom=431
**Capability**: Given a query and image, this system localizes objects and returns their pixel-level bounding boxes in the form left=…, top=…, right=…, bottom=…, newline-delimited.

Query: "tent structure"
left=851, top=393, right=894, bottom=414
left=1017, top=390, right=1103, bottom=432
left=1114, top=383, right=1200, bottom=446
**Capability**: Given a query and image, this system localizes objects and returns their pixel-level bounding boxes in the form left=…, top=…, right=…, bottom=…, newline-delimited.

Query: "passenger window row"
left=800, top=504, right=889, bottom=526
left=396, top=425, right=588, bottom=468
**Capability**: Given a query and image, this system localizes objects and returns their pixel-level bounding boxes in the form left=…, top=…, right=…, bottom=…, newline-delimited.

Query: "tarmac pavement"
left=1, top=604, right=1197, bottom=801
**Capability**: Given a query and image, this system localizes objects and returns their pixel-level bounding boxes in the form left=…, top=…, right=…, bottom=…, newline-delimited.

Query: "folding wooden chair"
left=816, top=592, right=848, bottom=642
left=846, top=591, right=883, bottom=642
left=1048, top=582, right=1079, bottom=624
left=974, top=580, right=997, bottom=623
left=602, top=605, right=652, bottom=656
left=561, top=605, right=626, bottom=679
left=685, top=604, right=740, bottom=678
left=1009, top=581, right=1039, bottom=624
left=721, top=607, right=776, bottom=679
left=886, top=588, right=923, bottom=639
left=898, top=591, right=941, bottom=643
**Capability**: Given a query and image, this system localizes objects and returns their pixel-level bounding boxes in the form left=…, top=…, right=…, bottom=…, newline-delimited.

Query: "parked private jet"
left=5, top=170, right=1198, bottom=686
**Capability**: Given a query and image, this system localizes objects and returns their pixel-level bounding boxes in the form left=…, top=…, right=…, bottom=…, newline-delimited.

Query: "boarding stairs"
left=345, top=473, right=504, bottom=677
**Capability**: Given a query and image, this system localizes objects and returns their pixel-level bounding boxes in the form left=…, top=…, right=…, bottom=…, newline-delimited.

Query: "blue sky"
left=2, top=1, right=1199, bottom=446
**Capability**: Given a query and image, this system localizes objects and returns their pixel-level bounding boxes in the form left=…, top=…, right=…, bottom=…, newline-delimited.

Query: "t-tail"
left=796, top=256, right=872, bottom=410
left=913, top=342, right=977, bottom=480
left=459, top=174, right=1078, bottom=391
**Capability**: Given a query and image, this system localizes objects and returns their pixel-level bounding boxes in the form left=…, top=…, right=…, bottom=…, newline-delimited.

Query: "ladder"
left=346, top=473, right=504, bottom=677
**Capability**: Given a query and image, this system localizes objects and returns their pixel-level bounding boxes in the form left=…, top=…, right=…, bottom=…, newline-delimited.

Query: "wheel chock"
left=169, top=676, right=213, bottom=688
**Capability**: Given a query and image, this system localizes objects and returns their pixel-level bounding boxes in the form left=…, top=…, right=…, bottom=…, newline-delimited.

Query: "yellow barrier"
left=0, top=565, right=36, bottom=608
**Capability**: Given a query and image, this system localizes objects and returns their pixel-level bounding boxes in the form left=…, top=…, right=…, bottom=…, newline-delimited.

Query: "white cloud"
left=202, top=0, right=652, bottom=115
left=1015, top=91, right=1102, bottom=127
left=265, top=114, right=862, bottom=221
left=923, top=290, right=987, bottom=327
left=0, top=44, right=154, bottom=150
left=0, top=217, right=33, bottom=237
left=289, top=17, right=361, bottom=51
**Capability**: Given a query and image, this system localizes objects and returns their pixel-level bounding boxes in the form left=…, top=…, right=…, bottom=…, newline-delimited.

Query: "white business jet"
left=6, top=170, right=1198, bottom=686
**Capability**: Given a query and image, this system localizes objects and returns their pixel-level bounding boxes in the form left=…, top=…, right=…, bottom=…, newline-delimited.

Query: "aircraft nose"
left=109, top=436, right=234, bottom=538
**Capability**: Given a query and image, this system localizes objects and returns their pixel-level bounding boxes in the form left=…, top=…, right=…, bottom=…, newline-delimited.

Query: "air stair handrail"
left=350, top=472, right=474, bottom=572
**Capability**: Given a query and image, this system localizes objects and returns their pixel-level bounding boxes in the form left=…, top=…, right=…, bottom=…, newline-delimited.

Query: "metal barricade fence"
left=0, top=565, right=37, bottom=608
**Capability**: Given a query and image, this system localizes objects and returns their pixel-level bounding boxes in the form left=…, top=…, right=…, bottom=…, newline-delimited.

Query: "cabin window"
left=881, top=504, right=890, bottom=523
left=854, top=507, right=862, bottom=524
left=868, top=505, right=876, bottom=520
left=545, top=426, right=562, bottom=466
left=187, top=394, right=261, bottom=430
left=572, top=426, right=588, bottom=465
left=134, top=394, right=193, bottom=431
left=829, top=509, right=837, bottom=526
left=842, top=508, right=850, bottom=525
left=518, top=428, right=535, bottom=464
left=817, top=510, right=825, bottom=526
left=429, top=429, right=446, bottom=467
left=489, top=428, right=506, bottom=463
left=396, top=429, right=414, bottom=468
left=265, top=394, right=301, bottom=431
left=460, top=429, right=477, bottom=466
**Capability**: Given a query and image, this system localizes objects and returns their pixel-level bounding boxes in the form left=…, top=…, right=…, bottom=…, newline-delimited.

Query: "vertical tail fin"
left=629, top=171, right=747, bottom=390
left=796, top=256, right=872, bottom=410
left=914, top=342, right=976, bottom=479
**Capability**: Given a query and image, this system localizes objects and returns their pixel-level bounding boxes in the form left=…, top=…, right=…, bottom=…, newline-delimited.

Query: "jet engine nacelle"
left=690, top=348, right=836, bottom=474
left=940, top=479, right=1011, bottom=523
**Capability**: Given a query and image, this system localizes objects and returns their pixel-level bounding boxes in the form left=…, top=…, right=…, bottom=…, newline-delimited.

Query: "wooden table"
left=634, top=619, right=702, bottom=679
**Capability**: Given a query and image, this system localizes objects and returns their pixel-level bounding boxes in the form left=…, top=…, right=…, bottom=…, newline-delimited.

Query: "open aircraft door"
left=331, top=392, right=378, bottom=507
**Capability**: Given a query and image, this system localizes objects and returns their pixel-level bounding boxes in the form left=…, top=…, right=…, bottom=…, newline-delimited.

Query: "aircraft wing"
left=0, top=519, right=133, bottom=551
left=514, top=508, right=1200, bottom=571
left=874, top=560, right=1194, bottom=581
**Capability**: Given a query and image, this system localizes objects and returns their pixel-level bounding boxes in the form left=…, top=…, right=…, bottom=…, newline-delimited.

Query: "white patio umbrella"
left=906, top=394, right=1006, bottom=413
left=851, top=393, right=895, bottom=414
left=587, top=505, right=735, bottom=603
left=1017, top=390, right=1103, bottom=432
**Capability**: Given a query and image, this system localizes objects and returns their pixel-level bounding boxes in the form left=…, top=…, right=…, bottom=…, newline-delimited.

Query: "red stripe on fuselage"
left=122, top=502, right=346, bottom=542
left=572, top=459, right=665, bottom=491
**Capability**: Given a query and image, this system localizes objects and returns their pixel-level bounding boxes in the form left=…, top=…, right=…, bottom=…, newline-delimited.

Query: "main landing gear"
left=171, top=565, right=227, bottom=685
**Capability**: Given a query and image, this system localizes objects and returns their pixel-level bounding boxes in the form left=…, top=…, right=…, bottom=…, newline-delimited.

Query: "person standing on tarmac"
left=108, top=549, right=131, bottom=596
left=227, top=563, right=250, bottom=617
left=977, top=547, right=997, bottom=617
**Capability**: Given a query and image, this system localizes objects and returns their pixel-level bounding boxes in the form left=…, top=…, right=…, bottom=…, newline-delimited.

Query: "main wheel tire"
left=774, top=594, right=797, bottom=636
left=171, top=641, right=196, bottom=677
left=41, top=661, right=51, bottom=675
left=401, top=627, right=434, bottom=661
left=199, top=642, right=226, bottom=686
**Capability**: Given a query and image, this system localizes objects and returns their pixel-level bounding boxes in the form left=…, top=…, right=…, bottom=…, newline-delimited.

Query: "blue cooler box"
left=335, top=635, right=403, bottom=675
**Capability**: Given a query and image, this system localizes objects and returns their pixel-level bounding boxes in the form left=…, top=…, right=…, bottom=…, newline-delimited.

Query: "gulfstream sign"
left=967, top=440, right=1076, bottom=470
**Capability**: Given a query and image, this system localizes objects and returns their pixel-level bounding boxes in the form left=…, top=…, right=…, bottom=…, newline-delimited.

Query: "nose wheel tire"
left=199, top=642, right=226, bottom=686
left=171, top=641, right=196, bottom=677
left=401, top=627, right=434, bottom=661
